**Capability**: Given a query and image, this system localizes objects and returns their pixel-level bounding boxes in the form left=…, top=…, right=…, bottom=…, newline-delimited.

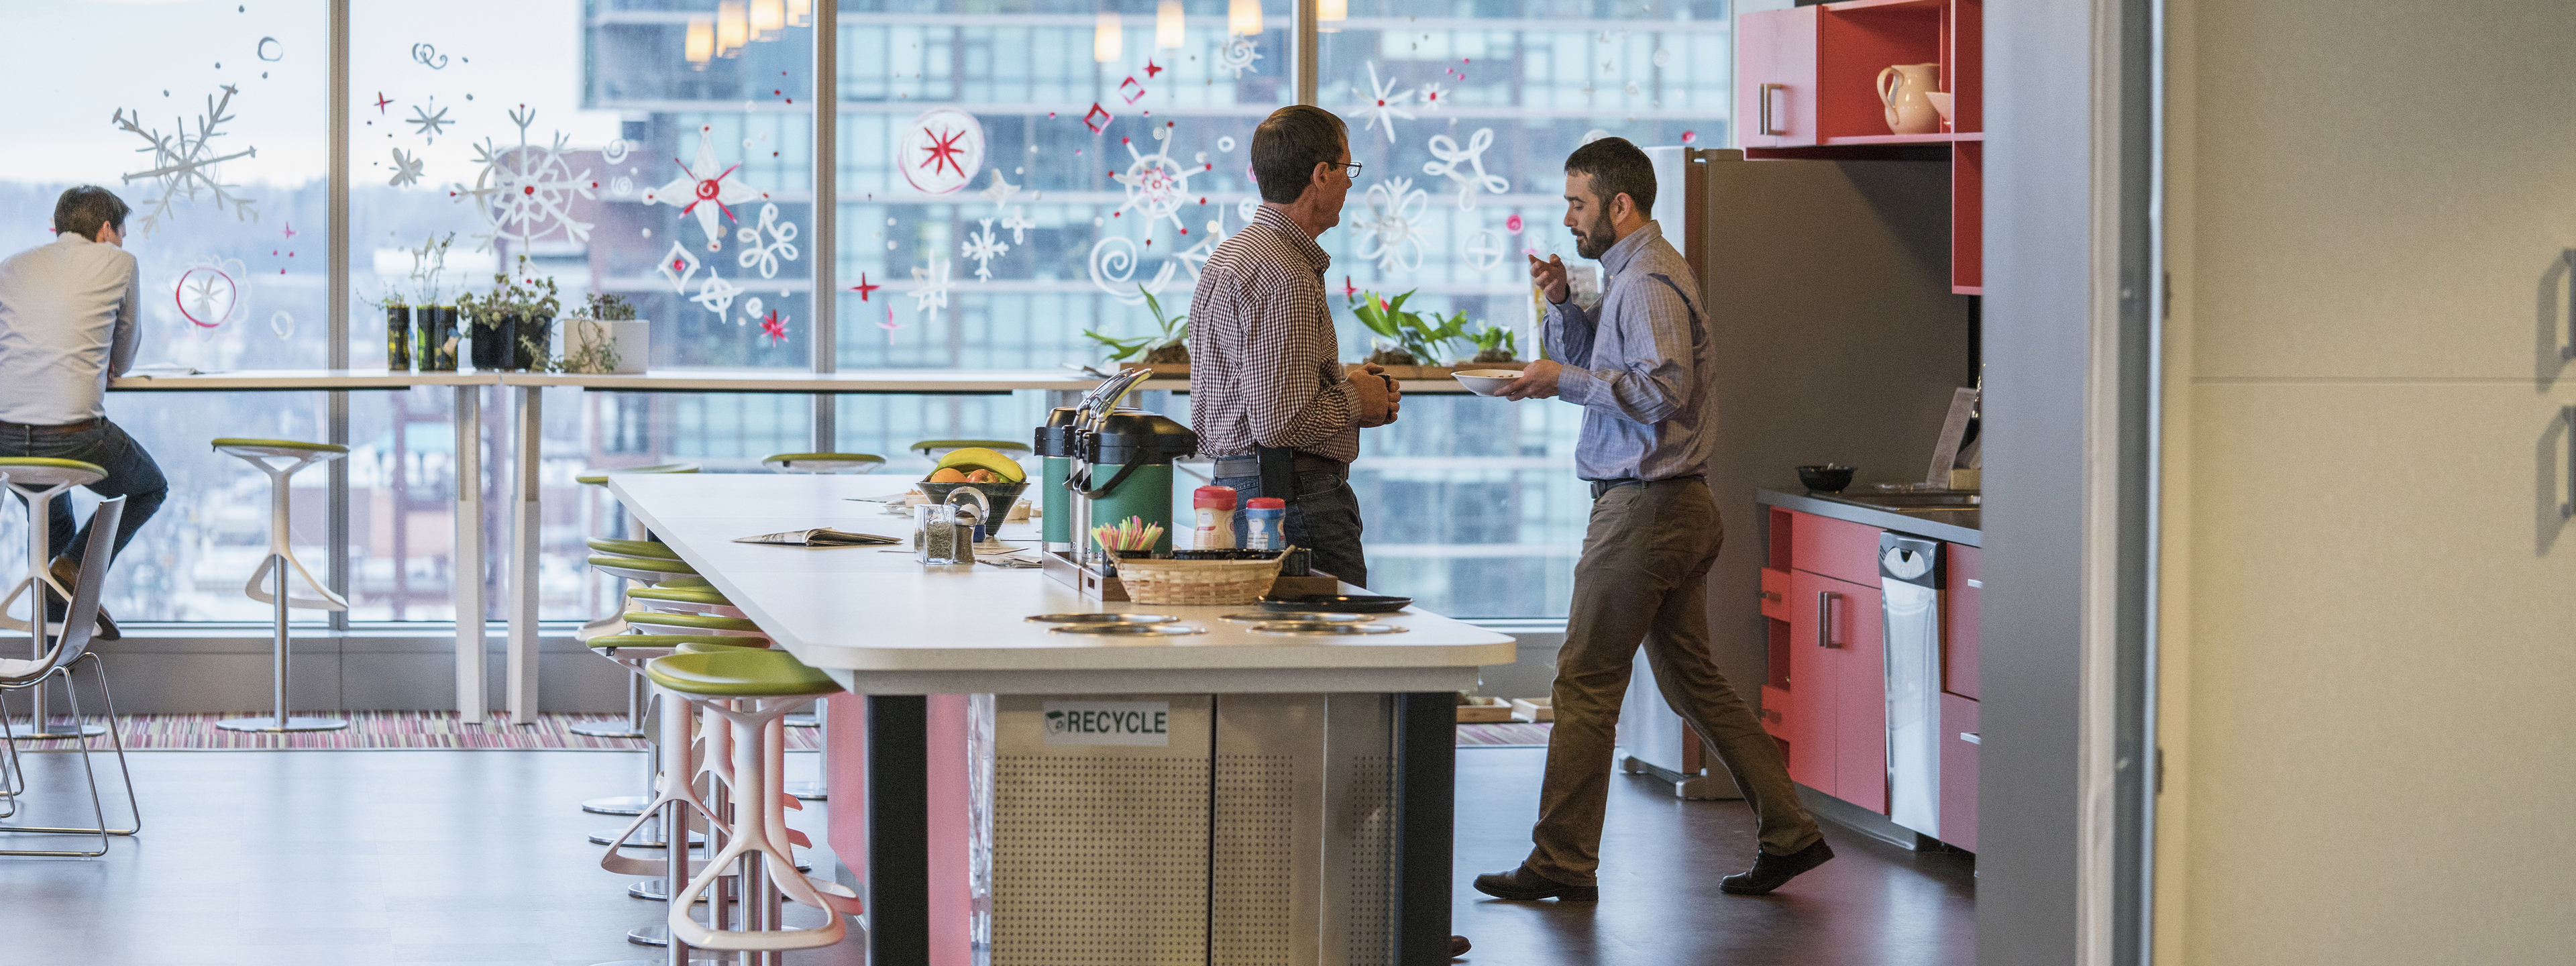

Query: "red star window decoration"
left=851, top=272, right=881, bottom=301
left=919, top=126, right=969, bottom=180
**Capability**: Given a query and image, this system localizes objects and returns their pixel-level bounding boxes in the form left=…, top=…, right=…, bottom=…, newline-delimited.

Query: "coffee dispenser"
left=1034, top=406, right=1079, bottom=552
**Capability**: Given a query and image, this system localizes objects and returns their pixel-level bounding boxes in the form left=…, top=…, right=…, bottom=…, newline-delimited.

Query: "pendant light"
left=1094, top=11, right=1123, bottom=63
left=1228, top=0, right=1260, bottom=36
left=1157, top=0, right=1185, bottom=49
left=717, top=0, right=749, bottom=58
left=685, top=17, right=715, bottom=68
left=751, top=0, right=786, bottom=40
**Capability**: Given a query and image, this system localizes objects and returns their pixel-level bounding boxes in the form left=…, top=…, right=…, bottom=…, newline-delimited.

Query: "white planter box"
left=565, top=318, right=648, bottom=374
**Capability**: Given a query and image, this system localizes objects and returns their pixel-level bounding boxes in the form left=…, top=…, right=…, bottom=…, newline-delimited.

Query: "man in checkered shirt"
left=1188, top=105, right=1400, bottom=588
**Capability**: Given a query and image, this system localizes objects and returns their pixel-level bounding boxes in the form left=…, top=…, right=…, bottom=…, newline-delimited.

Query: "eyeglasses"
left=1339, top=161, right=1364, bottom=178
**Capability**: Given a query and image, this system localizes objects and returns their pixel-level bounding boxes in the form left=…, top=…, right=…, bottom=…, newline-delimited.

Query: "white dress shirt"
left=0, top=233, right=140, bottom=425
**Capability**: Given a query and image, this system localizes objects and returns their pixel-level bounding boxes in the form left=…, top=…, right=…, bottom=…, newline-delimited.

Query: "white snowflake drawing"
left=407, top=103, right=451, bottom=143
left=1000, top=207, right=1036, bottom=244
left=1419, top=80, right=1450, bottom=110
left=656, top=241, right=703, bottom=295
left=1237, top=198, right=1263, bottom=224
left=742, top=297, right=764, bottom=327
left=979, top=170, right=1020, bottom=212
left=1087, top=236, right=1177, bottom=306
left=691, top=273, right=743, bottom=317
left=111, top=85, right=260, bottom=235
left=1423, top=128, right=1508, bottom=210
left=910, top=256, right=954, bottom=321
left=960, top=219, right=1009, bottom=282
left=172, top=257, right=252, bottom=329
left=733, top=203, right=801, bottom=279
left=1110, top=123, right=1203, bottom=236
left=1173, top=210, right=1230, bottom=282
left=642, top=125, right=769, bottom=252
left=1354, top=63, right=1416, bottom=143
left=388, top=148, right=425, bottom=187
left=448, top=105, right=596, bottom=252
left=1216, top=36, right=1263, bottom=79
left=1354, top=176, right=1430, bottom=274
left=1463, top=229, right=1507, bottom=272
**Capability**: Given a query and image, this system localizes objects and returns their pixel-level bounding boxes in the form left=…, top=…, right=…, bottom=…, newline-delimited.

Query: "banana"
left=934, top=446, right=1026, bottom=483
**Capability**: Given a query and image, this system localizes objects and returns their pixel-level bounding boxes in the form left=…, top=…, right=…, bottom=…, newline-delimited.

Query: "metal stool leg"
left=0, top=655, right=143, bottom=856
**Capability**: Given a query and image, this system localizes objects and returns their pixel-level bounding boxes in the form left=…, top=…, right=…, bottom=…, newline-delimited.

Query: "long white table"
left=608, top=472, right=1510, bottom=964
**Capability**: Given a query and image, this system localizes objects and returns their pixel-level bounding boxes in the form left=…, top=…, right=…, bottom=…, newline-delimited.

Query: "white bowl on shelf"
left=1452, top=370, right=1523, bottom=396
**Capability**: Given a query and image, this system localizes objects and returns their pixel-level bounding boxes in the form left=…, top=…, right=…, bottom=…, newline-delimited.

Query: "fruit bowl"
left=918, top=480, right=1030, bottom=521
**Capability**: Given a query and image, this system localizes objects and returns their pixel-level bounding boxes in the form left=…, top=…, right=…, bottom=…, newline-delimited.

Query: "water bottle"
left=1244, top=497, right=1287, bottom=551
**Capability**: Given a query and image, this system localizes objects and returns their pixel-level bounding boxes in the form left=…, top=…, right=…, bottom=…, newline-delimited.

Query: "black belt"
left=1589, top=474, right=1706, bottom=499
left=0, top=417, right=102, bottom=434
left=1210, top=452, right=1343, bottom=478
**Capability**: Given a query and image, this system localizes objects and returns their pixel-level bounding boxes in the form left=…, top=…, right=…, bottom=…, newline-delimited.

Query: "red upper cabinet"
left=1736, top=6, right=1820, bottom=149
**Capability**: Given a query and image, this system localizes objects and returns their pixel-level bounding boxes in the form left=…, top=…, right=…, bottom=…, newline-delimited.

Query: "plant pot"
left=468, top=312, right=515, bottom=371
left=384, top=305, right=413, bottom=371
left=512, top=313, right=554, bottom=371
left=1116, top=362, right=1189, bottom=378
left=566, top=319, right=649, bottom=374
left=418, top=307, right=459, bottom=372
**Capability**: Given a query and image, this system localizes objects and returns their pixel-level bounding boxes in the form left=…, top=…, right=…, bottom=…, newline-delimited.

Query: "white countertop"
left=607, top=474, right=1515, bottom=694
left=110, top=368, right=498, bottom=390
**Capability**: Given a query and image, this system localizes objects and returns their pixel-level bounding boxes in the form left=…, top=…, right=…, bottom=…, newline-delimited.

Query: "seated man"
left=0, top=186, right=170, bottom=638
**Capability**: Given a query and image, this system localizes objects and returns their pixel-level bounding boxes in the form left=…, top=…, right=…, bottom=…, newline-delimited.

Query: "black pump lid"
left=1086, top=411, right=1198, bottom=466
left=1034, top=407, right=1080, bottom=456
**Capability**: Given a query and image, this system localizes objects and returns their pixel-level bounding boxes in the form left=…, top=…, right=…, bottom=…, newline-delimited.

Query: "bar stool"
left=645, top=648, right=859, bottom=957
left=582, top=548, right=716, bottom=832
left=623, top=610, right=770, bottom=643
left=759, top=452, right=885, bottom=474
left=209, top=439, right=350, bottom=733
left=572, top=464, right=698, bottom=741
left=0, top=458, right=113, bottom=741
left=588, top=632, right=731, bottom=963
left=0, top=497, right=140, bottom=857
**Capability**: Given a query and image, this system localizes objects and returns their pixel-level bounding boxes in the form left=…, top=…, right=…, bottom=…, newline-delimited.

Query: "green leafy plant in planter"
left=456, top=256, right=560, bottom=371
left=1351, top=288, right=1471, bottom=366
left=1464, top=324, right=1519, bottom=364
left=551, top=292, right=632, bottom=374
left=1081, top=285, right=1190, bottom=364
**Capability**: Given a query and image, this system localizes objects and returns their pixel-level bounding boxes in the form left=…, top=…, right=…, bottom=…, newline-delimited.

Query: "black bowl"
left=1796, top=465, right=1856, bottom=494
left=1260, top=594, right=1413, bottom=614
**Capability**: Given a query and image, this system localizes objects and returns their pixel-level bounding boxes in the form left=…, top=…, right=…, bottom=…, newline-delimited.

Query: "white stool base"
left=5, top=722, right=107, bottom=740
left=215, top=716, right=348, bottom=733
left=629, top=876, right=742, bottom=902
left=591, top=825, right=706, bottom=848
left=584, top=795, right=651, bottom=816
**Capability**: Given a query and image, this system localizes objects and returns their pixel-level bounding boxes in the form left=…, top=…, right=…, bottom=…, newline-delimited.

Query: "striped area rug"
left=18, top=711, right=823, bottom=751
left=21, top=712, right=1540, bottom=751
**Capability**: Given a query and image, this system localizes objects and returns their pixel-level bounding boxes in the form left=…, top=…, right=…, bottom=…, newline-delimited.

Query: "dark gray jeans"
left=0, top=418, right=168, bottom=564
left=1213, top=464, right=1368, bottom=589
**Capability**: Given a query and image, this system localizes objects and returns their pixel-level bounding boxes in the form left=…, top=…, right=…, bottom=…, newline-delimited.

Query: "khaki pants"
left=1525, top=479, right=1822, bottom=885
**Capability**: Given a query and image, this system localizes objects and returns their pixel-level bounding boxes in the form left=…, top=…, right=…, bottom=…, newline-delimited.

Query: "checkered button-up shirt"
left=1186, top=205, right=1359, bottom=463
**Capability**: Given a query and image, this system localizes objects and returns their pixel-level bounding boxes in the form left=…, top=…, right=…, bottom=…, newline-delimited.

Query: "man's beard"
left=1573, top=209, right=1616, bottom=259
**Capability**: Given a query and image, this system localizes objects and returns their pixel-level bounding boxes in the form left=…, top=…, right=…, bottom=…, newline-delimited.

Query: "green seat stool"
left=0, top=497, right=141, bottom=855
left=645, top=649, right=857, bottom=955
left=209, top=439, right=350, bottom=734
left=570, top=462, right=698, bottom=737
left=624, top=610, right=770, bottom=643
left=0, top=458, right=113, bottom=741
left=761, top=452, right=885, bottom=474
left=626, top=585, right=745, bottom=619
left=576, top=549, right=706, bottom=827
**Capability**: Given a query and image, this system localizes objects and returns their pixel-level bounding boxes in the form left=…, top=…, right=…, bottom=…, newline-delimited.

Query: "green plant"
left=458, top=255, right=561, bottom=331
left=549, top=292, right=632, bottom=374
left=582, top=292, right=637, bottom=321
left=1350, top=289, right=1472, bottom=366
left=408, top=233, right=456, bottom=306
left=1465, top=324, right=1517, bottom=364
left=1082, top=286, right=1191, bottom=364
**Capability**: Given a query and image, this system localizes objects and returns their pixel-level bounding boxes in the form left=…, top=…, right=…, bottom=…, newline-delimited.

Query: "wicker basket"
left=1111, top=553, right=1289, bottom=606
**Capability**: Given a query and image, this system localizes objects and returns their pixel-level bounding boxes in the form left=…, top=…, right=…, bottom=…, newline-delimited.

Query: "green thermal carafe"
left=1034, top=407, right=1079, bottom=551
left=1079, top=411, right=1197, bottom=557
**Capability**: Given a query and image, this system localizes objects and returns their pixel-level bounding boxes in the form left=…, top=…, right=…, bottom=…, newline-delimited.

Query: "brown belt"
left=0, top=417, right=101, bottom=434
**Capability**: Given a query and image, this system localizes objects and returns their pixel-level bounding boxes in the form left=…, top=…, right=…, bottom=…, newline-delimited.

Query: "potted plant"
left=1464, top=323, right=1522, bottom=366
left=407, top=233, right=461, bottom=372
left=1083, top=286, right=1189, bottom=377
left=563, top=292, right=647, bottom=374
left=458, top=256, right=559, bottom=372
left=1350, top=288, right=1472, bottom=378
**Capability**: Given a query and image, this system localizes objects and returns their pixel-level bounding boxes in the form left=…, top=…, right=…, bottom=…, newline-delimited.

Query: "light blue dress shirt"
left=1546, top=220, right=1715, bottom=482
left=0, top=233, right=141, bottom=425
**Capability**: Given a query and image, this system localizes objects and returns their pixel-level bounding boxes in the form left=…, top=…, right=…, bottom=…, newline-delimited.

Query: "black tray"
left=1258, top=594, right=1413, bottom=614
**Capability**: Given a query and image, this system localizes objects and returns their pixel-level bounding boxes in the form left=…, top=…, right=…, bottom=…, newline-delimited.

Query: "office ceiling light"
left=1094, top=11, right=1122, bottom=63
left=1157, top=0, right=1185, bottom=49
left=751, top=0, right=785, bottom=40
left=717, top=0, right=749, bottom=56
left=1318, top=0, right=1345, bottom=24
left=1228, top=0, right=1260, bottom=36
left=685, top=17, right=715, bottom=68
left=786, top=0, right=810, bottom=26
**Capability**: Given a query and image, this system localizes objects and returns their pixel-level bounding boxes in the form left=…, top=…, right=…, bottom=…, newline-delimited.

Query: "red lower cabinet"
left=1941, top=692, right=1979, bottom=852
left=1784, top=566, right=1886, bottom=812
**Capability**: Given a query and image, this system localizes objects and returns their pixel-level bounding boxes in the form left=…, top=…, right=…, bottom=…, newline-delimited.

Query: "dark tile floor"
left=0, top=745, right=1972, bottom=965
left=1451, top=747, right=1976, bottom=966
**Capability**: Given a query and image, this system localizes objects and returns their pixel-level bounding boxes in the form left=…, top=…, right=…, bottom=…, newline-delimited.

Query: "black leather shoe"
left=1720, top=838, right=1835, bottom=895
left=50, top=558, right=118, bottom=641
left=1450, top=934, right=1470, bottom=957
left=1471, top=865, right=1598, bottom=902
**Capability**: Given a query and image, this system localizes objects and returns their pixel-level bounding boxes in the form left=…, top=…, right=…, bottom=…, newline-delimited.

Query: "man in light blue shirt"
left=1474, top=138, right=1830, bottom=904
left=0, top=186, right=169, bottom=639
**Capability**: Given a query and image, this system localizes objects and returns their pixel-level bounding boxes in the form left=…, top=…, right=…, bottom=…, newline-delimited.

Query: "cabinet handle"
left=1815, top=590, right=1838, bottom=648
left=1758, top=590, right=1780, bottom=602
left=1965, top=578, right=1983, bottom=589
left=2564, top=407, right=2575, bottom=519
left=1960, top=732, right=1980, bottom=745
left=1759, top=83, right=1789, bottom=136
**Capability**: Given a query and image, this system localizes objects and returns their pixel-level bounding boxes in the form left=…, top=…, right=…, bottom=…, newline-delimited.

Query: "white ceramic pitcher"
left=1876, top=62, right=1943, bottom=135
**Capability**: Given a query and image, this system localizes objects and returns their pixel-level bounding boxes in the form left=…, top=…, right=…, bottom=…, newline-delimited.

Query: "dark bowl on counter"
left=1796, top=464, right=1856, bottom=494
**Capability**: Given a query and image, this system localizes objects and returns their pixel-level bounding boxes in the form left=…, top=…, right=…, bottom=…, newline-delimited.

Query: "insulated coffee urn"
left=1074, top=410, right=1197, bottom=557
left=1034, top=407, right=1080, bottom=552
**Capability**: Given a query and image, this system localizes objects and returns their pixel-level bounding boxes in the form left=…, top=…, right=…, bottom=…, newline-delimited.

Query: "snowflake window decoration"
left=1463, top=229, right=1507, bottom=272
left=1000, top=207, right=1036, bottom=245
left=388, top=148, right=425, bottom=187
left=979, top=170, right=1021, bottom=211
left=1353, top=176, right=1430, bottom=274
left=743, top=297, right=765, bottom=327
left=691, top=273, right=743, bottom=317
left=1423, top=128, right=1508, bottom=210
left=1216, top=36, right=1263, bottom=78
left=898, top=108, right=985, bottom=195
left=407, top=104, right=451, bottom=143
left=1110, top=123, right=1205, bottom=237
left=960, top=219, right=1009, bottom=282
left=1354, top=63, right=1416, bottom=143
left=759, top=310, right=789, bottom=344
left=1173, top=209, right=1230, bottom=283
left=642, top=125, right=769, bottom=252
left=657, top=241, right=704, bottom=295
left=173, top=258, right=251, bottom=329
left=448, top=105, right=597, bottom=253
left=734, top=203, right=801, bottom=279
left=1087, top=235, right=1177, bottom=306
left=910, top=256, right=955, bottom=322
left=112, top=85, right=260, bottom=235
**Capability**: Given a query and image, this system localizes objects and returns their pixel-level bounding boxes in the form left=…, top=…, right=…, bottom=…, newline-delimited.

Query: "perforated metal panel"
left=1212, top=754, right=1298, bottom=965
left=992, top=755, right=1210, bottom=966
left=1338, top=755, right=1395, bottom=964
